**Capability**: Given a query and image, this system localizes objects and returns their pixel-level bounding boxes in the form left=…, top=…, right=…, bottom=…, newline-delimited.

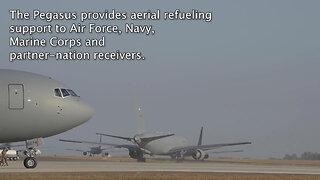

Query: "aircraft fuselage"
left=0, top=69, right=93, bottom=143
left=138, top=133, right=188, bottom=155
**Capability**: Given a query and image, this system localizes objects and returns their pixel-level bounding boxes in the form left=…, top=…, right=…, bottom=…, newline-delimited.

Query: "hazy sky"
left=1, top=0, right=320, bottom=159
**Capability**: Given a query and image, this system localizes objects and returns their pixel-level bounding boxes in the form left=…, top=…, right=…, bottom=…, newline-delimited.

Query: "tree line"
left=284, top=152, right=320, bottom=160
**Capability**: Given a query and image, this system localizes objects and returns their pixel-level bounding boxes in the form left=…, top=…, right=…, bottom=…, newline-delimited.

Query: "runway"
left=1, top=160, right=320, bottom=174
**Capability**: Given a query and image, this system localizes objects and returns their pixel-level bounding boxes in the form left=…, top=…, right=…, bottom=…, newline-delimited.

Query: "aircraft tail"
left=136, top=98, right=146, bottom=134
left=197, top=127, right=203, bottom=146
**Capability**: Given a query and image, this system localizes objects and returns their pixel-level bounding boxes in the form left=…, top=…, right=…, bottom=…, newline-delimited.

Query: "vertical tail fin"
left=136, top=97, right=146, bottom=134
left=197, top=126, right=203, bottom=146
left=98, top=134, right=102, bottom=148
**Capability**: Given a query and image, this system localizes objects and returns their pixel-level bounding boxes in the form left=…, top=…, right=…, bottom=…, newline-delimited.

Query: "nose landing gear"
left=23, top=138, right=43, bottom=168
left=23, top=148, right=39, bottom=168
left=23, top=156, right=37, bottom=168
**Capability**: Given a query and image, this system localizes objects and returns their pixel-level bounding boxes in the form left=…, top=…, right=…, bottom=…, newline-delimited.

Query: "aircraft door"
left=8, top=84, right=24, bottom=109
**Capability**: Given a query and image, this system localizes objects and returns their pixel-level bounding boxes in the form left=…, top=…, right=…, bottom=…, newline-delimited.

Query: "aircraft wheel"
left=24, top=157, right=37, bottom=168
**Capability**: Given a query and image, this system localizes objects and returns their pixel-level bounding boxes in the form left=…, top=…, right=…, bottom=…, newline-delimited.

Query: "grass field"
left=0, top=172, right=320, bottom=180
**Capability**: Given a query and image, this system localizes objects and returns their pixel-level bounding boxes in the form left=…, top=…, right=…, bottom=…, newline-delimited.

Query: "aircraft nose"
left=67, top=99, right=94, bottom=126
left=61, top=98, right=94, bottom=128
left=78, top=100, right=94, bottom=124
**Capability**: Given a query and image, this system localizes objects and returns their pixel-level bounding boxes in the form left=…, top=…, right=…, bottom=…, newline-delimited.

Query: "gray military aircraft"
left=96, top=127, right=251, bottom=162
left=60, top=103, right=251, bottom=162
left=0, top=142, right=24, bottom=149
left=0, top=69, right=93, bottom=168
left=62, top=135, right=109, bottom=157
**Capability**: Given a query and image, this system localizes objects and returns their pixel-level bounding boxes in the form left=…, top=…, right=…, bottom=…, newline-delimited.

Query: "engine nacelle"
left=133, top=136, right=142, bottom=144
left=129, top=150, right=142, bottom=159
left=83, top=152, right=87, bottom=156
left=204, top=154, right=209, bottom=159
left=192, top=149, right=208, bottom=160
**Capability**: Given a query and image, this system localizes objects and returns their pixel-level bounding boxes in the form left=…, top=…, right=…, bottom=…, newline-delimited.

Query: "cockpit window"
left=61, top=88, right=70, bottom=97
left=54, top=88, right=62, bottom=97
left=67, top=89, right=78, bottom=97
left=54, top=88, right=79, bottom=98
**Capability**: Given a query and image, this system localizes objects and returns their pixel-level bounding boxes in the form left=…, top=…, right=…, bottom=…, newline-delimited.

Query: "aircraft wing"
left=95, top=133, right=132, bottom=142
left=112, top=144, right=141, bottom=151
left=0, top=143, right=25, bottom=149
left=96, top=133, right=175, bottom=146
left=140, top=134, right=175, bottom=144
left=59, top=139, right=120, bottom=147
left=210, top=150, right=244, bottom=154
left=66, top=148, right=85, bottom=152
left=168, top=141, right=251, bottom=154
left=59, top=139, right=140, bottom=151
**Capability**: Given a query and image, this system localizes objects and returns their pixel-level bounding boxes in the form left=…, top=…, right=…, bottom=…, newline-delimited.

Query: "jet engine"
left=129, top=149, right=143, bottom=159
left=133, top=136, right=142, bottom=144
left=83, top=152, right=87, bottom=156
left=192, top=149, right=209, bottom=160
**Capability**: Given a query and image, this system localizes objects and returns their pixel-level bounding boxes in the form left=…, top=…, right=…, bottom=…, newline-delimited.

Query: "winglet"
left=197, top=126, right=203, bottom=146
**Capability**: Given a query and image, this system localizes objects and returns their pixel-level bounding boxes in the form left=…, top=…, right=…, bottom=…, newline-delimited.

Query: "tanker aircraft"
left=60, top=103, right=250, bottom=162
left=0, top=69, right=93, bottom=168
